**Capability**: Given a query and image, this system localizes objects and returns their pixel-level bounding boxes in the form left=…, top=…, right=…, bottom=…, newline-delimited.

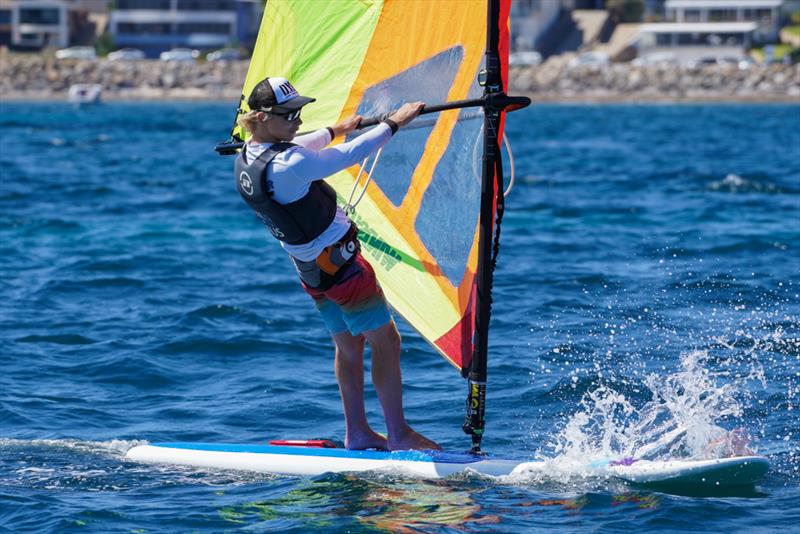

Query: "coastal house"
left=0, top=0, right=70, bottom=50
left=628, top=0, right=784, bottom=61
left=109, top=0, right=261, bottom=58
left=665, top=0, right=784, bottom=42
left=0, top=0, right=107, bottom=51
left=635, top=20, right=758, bottom=58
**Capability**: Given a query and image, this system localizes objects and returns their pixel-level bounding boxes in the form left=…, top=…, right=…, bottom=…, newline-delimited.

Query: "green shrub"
left=607, top=0, right=644, bottom=23
left=95, top=32, right=114, bottom=56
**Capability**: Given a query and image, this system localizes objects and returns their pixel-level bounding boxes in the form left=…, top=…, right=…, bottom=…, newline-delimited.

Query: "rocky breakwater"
left=1, top=54, right=249, bottom=100
left=2, top=52, right=798, bottom=102
left=511, top=58, right=800, bottom=102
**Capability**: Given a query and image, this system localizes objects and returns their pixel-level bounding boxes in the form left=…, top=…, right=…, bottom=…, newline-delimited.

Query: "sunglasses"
left=263, top=109, right=302, bottom=121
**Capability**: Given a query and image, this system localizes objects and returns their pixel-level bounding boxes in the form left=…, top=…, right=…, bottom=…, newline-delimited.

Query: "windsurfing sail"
left=218, top=0, right=528, bottom=451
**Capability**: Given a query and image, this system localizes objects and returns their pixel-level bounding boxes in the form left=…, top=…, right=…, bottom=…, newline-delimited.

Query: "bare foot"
left=388, top=428, right=442, bottom=451
left=346, top=429, right=389, bottom=450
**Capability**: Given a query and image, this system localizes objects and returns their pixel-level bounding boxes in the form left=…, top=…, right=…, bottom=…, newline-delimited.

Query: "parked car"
left=719, top=56, right=754, bottom=70
left=632, top=51, right=677, bottom=67
left=684, top=55, right=752, bottom=70
left=568, top=51, right=610, bottom=68
left=509, top=50, right=542, bottom=67
left=159, top=48, right=199, bottom=62
left=689, top=56, right=721, bottom=68
left=55, top=46, right=97, bottom=60
left=207, top=48, right=242, bottom=61
left=108, top=48, right=145, bottom=61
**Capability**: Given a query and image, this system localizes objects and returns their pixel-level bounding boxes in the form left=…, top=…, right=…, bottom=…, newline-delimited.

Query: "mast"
left=463, top=0, right=504, bottom=454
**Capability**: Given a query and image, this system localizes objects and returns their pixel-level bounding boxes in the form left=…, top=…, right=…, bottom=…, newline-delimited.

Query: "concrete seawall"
left=1, top=54, right=798, bottom=102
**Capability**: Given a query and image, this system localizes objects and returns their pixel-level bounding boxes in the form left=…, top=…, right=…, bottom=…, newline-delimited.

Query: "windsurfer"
left=235, top=77, right=441, bottom=452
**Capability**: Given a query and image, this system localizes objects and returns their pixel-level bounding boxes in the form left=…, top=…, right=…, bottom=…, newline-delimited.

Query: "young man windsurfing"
left=235, top=77, right=440, bottom=452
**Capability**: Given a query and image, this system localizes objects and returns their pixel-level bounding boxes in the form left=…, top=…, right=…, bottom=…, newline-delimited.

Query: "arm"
left=293, top=114, right=364, bottom=150
left=283, top=102, right=425, bottom=183
left=293, top=128, right=331, bottom=151
left=285, top=122, right=393, bottom=182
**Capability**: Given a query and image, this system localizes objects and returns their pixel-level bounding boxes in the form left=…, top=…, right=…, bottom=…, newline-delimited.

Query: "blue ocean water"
left=1, top=102, right=799, bottom=532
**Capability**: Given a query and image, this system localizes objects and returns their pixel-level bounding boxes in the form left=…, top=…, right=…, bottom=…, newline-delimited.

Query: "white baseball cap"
left=248, top=77, right=315, bottom=113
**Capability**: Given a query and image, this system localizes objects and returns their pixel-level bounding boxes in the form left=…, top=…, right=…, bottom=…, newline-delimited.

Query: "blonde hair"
left=237, top=110, right=261, bottom=134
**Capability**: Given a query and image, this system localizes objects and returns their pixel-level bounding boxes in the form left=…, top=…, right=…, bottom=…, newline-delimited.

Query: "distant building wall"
left=0, top=1, right=12, bottom=46
left=510, top=0, right=568, bottom=51
left=109, top=0, right=260, bottom=57
left=234, top=0, right=260, bottom=50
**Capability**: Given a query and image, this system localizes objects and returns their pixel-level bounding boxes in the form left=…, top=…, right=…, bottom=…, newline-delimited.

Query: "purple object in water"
left=610, top=457, right=637, bottom=466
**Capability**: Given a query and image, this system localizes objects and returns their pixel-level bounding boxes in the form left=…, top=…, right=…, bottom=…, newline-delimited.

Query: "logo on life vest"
left=256, top=214, right=286, bottom=238
left=239, top=171, right=254, bottom=196
left=267, top=224, right=286, bottom=238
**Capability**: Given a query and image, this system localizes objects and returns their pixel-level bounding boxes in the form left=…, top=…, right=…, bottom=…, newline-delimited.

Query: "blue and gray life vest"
left=235, top=143, right=338, bottom=245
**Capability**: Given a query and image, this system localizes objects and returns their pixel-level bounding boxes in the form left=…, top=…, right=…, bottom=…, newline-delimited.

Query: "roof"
left=665, top=0, right=783, bottom=8
left=639, top=22, right=759, bottom=34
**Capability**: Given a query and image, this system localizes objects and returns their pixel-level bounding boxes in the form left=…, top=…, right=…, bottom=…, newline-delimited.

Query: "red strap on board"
left=268, top=439, right=337, bottom=448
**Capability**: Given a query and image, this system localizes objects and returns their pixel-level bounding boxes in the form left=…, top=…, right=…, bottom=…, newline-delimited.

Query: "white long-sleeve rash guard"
left=243, top=122, right=392, bottom=262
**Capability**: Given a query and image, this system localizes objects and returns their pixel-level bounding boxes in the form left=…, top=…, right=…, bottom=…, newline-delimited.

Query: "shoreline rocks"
left=510, top=61, right=799, bottom=102
left=1, top=53, right=798, bottom=102
left=1, top=54, right=248, bottom=101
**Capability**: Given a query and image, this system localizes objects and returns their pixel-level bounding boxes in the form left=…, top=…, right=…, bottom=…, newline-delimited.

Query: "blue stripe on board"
left=153, top=442, right=492, bottom=464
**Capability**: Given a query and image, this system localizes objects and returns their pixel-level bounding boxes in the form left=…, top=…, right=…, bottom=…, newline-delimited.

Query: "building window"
left=117, top=22, right=172, bottom=34
left=755, top=8, right=772, bottom=23
left=19, top=32, right=42, bottom=44
left=19, top=8, right=60, bottom=24
left=176, top=0, right=235, bottom=10
left=684, top=9, right=701, bottom=22
left=0, top=9, right=11, bottom=24
left=709, top=9, right=736, bottom=22
left=176, top=22, right=231, bottom=34
left=117, top=0, right=171, bottom=9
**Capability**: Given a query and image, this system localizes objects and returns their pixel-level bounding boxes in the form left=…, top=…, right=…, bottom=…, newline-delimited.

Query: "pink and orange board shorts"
left=302, top=253, right=392, bottom=336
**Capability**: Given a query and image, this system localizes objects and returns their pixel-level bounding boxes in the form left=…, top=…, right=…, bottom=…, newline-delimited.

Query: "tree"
left=606, top=0, right=645, bottom=23
left=95, top=31, right=115, bottom=56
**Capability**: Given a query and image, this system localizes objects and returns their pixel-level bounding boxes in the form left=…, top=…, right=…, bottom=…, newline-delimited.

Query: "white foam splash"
left=528, top=348, right=766, bottom=484
left=708, top=173, right=781, bottom=193
left=0, top=437, right=147, bottom=458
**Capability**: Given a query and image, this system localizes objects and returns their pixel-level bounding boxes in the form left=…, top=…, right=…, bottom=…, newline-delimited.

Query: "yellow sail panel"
left=240, top=0, right=505, bottom=372
left=237, top=0, right=384, bottom=135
